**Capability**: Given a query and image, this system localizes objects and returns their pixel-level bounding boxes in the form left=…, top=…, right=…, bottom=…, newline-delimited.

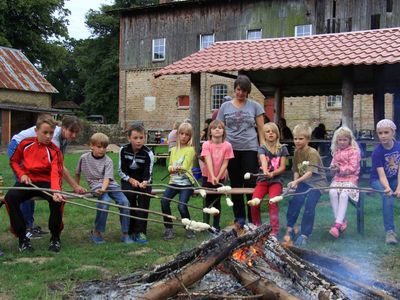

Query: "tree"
left=0, top=0, right=70, bottom=72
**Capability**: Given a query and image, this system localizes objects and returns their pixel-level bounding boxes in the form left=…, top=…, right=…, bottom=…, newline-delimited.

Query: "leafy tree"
left=0, top=0, right=70, bottom=72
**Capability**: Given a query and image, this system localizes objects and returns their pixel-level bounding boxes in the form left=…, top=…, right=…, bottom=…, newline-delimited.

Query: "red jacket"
left=10, top=137, right=64, bottom=190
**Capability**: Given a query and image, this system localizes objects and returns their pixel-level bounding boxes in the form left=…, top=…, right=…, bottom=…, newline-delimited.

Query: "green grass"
left=0, top=153, right=400, bottom=298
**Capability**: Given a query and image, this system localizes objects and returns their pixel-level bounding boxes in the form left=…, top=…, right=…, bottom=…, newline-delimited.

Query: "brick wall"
left=0, top=90, right=51, bottom=107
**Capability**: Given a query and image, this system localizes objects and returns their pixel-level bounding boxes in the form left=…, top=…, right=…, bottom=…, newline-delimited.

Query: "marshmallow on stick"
left=269, top=195, right=284, bottom=203
left=197, top=189, right=207, bottom=198
left=226, top=197, right=234, bottom=207
left=181, top=218, right=211, bottom=232
left=203, top=207, right=220, bottom=215
left=247, top=198, right=261, bottom=206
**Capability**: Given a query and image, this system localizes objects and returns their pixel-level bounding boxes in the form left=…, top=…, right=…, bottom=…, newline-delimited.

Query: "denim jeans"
left=161, top=185, right=193, bottom=228
left=286, top=182, right=321, bottom=237
left=8, top=139, right=35, bottom=228
left=94, top=190, right=130, bottom=233
left=371, top=178, right=398, bottom=232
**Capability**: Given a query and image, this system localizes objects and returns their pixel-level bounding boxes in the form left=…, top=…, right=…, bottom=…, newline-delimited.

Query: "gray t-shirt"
left=217, top=99, right=264, bottom=151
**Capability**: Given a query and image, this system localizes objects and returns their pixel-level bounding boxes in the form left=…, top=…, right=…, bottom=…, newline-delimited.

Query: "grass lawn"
left=0, top=152, right=400, bottom=298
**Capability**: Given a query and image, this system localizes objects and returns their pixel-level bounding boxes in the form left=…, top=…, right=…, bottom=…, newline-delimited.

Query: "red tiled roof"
left=0, top=46, right=58, bottom=93
left=155, top=28, right=400, bottom=77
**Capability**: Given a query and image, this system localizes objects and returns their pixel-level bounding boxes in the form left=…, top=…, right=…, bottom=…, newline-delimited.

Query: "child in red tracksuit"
left=249, top=122, right=289, bottom=237
left=4, top=115, right=65, bottom=253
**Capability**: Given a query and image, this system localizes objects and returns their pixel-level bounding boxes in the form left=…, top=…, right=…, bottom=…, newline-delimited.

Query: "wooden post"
left=373, top=65, right=385, bottom=126
left=274, top=87, right=282, bottom=124
left=190, top=73, right=201, bottom=153
left=341, top=66, right=354, bottom=131
left=393, top=90, right=400, bottom=140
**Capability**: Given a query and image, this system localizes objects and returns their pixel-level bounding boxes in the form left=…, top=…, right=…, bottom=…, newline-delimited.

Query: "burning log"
left=289, top=246, right=400, bottom=300
left=139, top=224, right=272, bottom=300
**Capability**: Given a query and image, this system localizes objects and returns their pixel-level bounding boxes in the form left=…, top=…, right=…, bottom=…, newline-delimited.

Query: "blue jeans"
left=8, top=139, right=35, bottom=228
left=286, top=182, right=321, bottom=237
left=161, top=185, right=193, bottom=228
left=94, top=190, right=130, bottom=233
left=371, top=178, right=398, bottom=232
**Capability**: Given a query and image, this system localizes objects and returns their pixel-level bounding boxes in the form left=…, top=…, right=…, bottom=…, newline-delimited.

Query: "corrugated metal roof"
left=0, top=46, right=58, bottom=94
left=155, top=27, right=400, bottom=77
left=0, top=103, right=72, bottom=114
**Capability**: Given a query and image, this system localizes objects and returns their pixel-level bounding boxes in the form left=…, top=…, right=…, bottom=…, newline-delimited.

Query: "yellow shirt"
left=168, top=146, right=196, bottom=185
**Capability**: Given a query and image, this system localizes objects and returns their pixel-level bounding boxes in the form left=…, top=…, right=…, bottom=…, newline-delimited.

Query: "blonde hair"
left=262, top=122, right=282, bottom=154
left=293, top=123, right=312, bottom=139
left=208, top=120, right=226, bottom=141
left=330, top=126, right=359, bottom=154
left=90, top=132, right=109, bottom=147
left=177, top=122, right=193, bottom=149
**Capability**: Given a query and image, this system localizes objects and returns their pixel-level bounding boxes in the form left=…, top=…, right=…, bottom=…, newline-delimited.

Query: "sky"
left=64, top=0, right=114, bottom=40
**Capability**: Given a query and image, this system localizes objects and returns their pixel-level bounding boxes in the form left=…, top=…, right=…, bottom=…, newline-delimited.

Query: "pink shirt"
left=330, top=146, right=361, bottom=185
left=201, top=140, right=234, bottom=183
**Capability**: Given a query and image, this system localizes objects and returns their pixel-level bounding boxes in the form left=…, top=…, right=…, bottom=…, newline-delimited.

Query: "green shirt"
left=169, top=146, right=196, bottom=185
left=293, top=145, right=327, bottom=188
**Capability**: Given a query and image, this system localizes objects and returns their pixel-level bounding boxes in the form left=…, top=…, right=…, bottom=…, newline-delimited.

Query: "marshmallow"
left=181, top=218, right=211, bottom=232
left=226, top=197, right=234, bottom=207
left=197, top=189, right=207, bottom=198
left=302, top=161, right=310, bottom=166
left=203, top=207, right=220, bottom=215
left=217, top=186, right=232, bottom=192
left=269, top=195, right=283, bottom=203
left=244, top=172, right=251, bottom=180
left=247, top=198, right=261, bottom=206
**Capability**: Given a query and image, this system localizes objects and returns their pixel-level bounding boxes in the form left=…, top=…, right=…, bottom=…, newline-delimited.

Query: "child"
left=4, top=115, right=65, bottom=252
left=119, top=124, right=154, bottom=244
left=250, top=122, right=289, bottom=237
left=8, top=114, right=85, bottom=239
left=162, top=122, right=197, bottom=240
left=201, top=120, right=234, bottom=232
left=284, top=123, right=327, bottom=246
left=370, top=119, right=400, bottom=245
left=328, top=127, right=361, bottom=238
left=76, top=133, right=134, bottom=244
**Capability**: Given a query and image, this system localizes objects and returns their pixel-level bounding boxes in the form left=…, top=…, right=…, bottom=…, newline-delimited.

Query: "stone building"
left=117, top=0, right=400, bottom=133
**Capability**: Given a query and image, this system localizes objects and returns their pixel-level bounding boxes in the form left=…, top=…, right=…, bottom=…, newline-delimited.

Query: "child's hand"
left=330, top=164, right=340, bottom=173
left=211, top=176, right=218, bottom=185
left=95, top=188, right=106, bottom=195
left=393, top=188, right=400, bottom=198
left=21, top=175, right=32, bottom=185
left=139, top=180, right=148, bottom=189
left=384, top=186, right=393, bottom=196
left=52, top=193, right=64, bottom=202
left=74, top=185, right=87, bottom=194
left=288, top=181, right=298, bottom=189
left=128, top=178, right=139, bottom=188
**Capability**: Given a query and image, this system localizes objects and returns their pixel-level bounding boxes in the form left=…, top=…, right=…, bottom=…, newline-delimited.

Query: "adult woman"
left=217, top=75, right=265, bottom=227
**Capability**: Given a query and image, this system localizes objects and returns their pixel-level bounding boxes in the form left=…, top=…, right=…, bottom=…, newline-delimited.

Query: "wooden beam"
left=209, top=71, right=237, bottom=80
left=341, top=66, right=354, bottom=131
left=393, top=90, right=400, bottom=140
left=190, top=73, right=201, bottom=152
left=274, top=87, right=282, bottom=123
left=373, top=65, right=385, bottom=125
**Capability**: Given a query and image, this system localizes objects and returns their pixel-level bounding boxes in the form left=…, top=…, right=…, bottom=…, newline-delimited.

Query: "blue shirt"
left=370, top=141, right=400, bottom=181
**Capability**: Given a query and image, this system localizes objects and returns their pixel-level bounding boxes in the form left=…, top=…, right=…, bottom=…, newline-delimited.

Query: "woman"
left=217, top=75, right=264, bottom=227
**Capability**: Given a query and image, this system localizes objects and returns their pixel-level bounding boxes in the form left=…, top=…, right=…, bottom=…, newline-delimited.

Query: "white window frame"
left=326, top=95, right=342, bottom=109
left=295, top=24, right=312, bottom=37
left=200, top=34, right=215, bottom=50
left=152, top=38, right=166, bottom=61
left=247, top=29, right=262, bottom=40
left=211, top=84, right=228, bottom=110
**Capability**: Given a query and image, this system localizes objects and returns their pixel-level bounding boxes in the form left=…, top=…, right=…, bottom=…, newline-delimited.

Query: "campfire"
left=74, top=224, right=400, bottom=299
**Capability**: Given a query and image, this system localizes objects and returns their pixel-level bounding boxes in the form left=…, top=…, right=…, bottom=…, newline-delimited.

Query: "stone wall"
left=74, top=122, right=127, bottom=146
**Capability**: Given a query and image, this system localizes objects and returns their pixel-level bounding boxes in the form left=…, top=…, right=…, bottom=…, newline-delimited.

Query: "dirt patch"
left=0, top=293, right=13, bottom=300
left=127, top=247, right=152, bottom=256
left=3, top=257, right=54, bottom=265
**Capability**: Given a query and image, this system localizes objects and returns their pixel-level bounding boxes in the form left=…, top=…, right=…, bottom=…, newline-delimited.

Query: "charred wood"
left=139, top=224, right=271, bottom=300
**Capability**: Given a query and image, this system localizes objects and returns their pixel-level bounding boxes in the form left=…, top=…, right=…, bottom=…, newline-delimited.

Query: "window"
left=371, top=14, right=380, bottom=30
left=247, top=29, right=262, bottom=40
left=177, top=95, right=189, bottom=109
left=326, top=95, right=342, bottom=109
left=211, top=84, right=228, bottom=110
left=295, top=24, right=312, bottom=37
left=200, top=34, right=215, bottom=50
left=152, top=38, right=166, bottom=61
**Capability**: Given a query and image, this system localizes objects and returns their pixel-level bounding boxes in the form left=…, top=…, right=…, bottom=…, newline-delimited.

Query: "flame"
left=232, top=246, right=263, bottom=267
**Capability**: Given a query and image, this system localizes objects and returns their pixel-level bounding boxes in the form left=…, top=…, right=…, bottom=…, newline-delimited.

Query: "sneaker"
left=26, top=228, right=42, bottom=240
left=32, top=226, right=49, bottom=235
left=185, top=229, right=195, bottom=239
left=121, top=235, right=135, bottom=244
left=19, top=238, right=33, bottom=253
left=90, top=231, right=105, bottom=244
left=48, top=238, right=61, bottom=252
left=385, top=230, right=398, bottom=245
left=329, top=226, right=340, bottom=238
left=294, top=235, right=308, bottom=246
left=339, top=220, right=348, bottom=233
left=163, top=228, right=175, bottom=240
left=135, top=233, right=148, bottom=244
